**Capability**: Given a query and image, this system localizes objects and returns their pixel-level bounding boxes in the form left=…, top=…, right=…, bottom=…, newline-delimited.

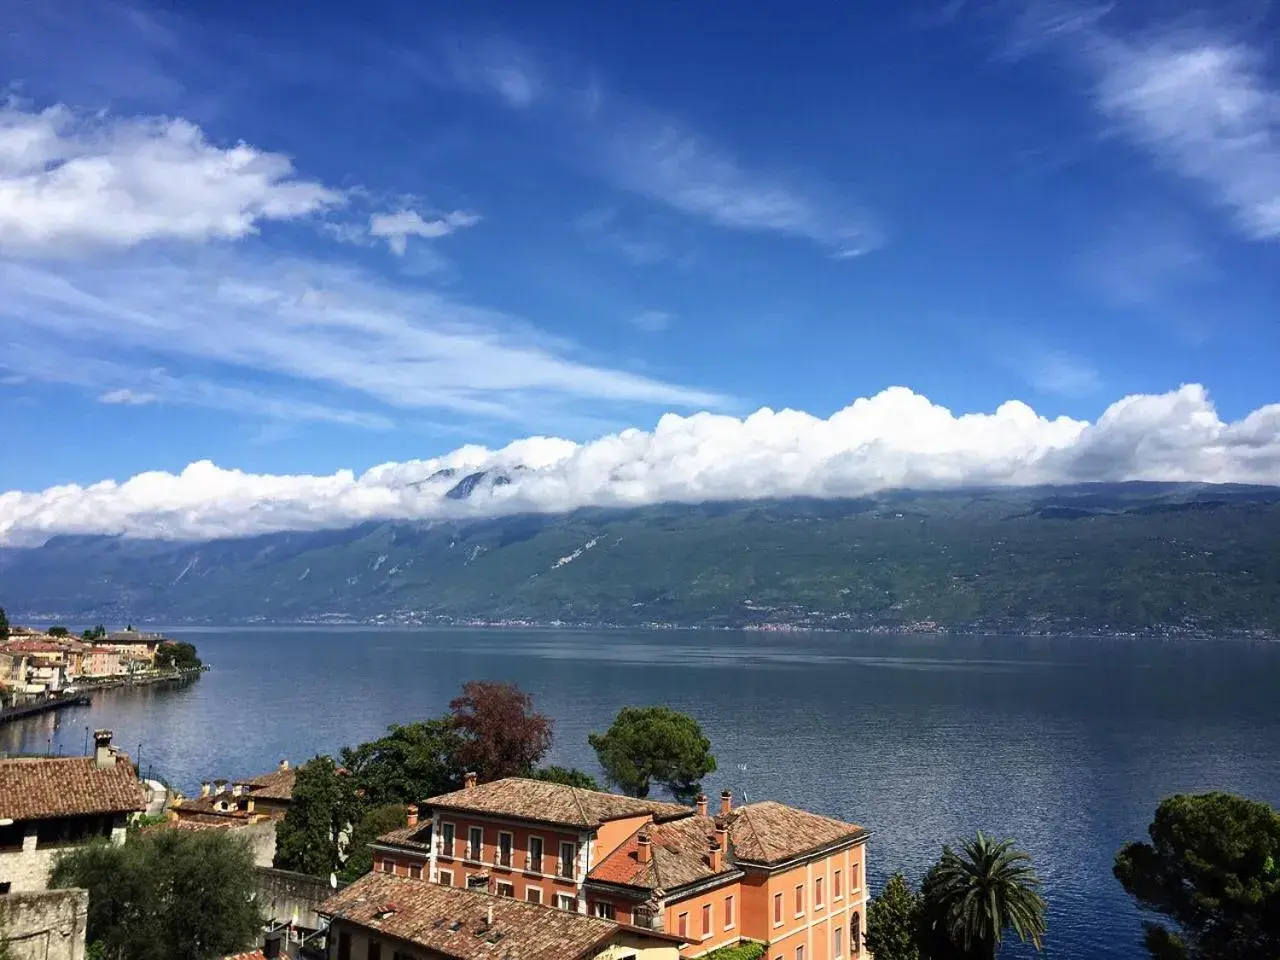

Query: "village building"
left=0, top=731, right=146, bottom=893
left=319, top=870, right=686, bottom=960
left=164, top=759, right=300, bottom=866
left=369, top=776, right=869, bottom=959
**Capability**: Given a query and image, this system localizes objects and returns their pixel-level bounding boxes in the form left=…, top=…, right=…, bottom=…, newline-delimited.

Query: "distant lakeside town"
left=0, top=612, right=204, bottom=716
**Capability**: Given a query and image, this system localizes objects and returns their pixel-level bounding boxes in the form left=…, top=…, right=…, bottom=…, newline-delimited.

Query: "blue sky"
left=2, top=0, right=1279, bottom=499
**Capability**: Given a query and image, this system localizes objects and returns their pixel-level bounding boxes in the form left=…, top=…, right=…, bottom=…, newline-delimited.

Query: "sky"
left=1, top=0, right=1279, bottom=543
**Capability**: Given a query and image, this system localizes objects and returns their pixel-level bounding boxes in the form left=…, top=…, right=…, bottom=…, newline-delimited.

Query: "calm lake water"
left=5, top=628, right=1279, bottom=958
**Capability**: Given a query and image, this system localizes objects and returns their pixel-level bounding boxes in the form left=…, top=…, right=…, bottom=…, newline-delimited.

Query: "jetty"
left=0, top=693, right=92, bottom=724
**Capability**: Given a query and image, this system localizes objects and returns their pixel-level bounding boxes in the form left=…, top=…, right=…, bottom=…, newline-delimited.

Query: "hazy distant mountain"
left=3, top=483, right=1279, bottom=636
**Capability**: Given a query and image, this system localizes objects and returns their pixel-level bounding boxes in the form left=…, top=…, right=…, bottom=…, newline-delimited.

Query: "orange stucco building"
left=371, top=774, right=869, bottom=958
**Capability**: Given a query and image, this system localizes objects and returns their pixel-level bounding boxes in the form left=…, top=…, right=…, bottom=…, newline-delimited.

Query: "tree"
left=1115, top=792, right=1280, bottom=960
left=530, top=765, right=601, bottom=790
left=340, top=804, right=408, bottom=883
left=917, top=832, right=1046, bottom=959
left=448, top=681, right=553, bottom=782
left=155, top=641, right=202, bottom=671
left=48, top=624, right=70, bottom=637
left=49, top=828, right=261, bottom=960
left=273, top=756, right=353, bottom=878
left=866, top=872, right=922, bottom=960
left=82, top=625, right=106, bottom=642
left=340, top=719, right=464, bottom=807
left=0, top=606, right=8, bottom=642
left=588, top=706, right=717, bottom=801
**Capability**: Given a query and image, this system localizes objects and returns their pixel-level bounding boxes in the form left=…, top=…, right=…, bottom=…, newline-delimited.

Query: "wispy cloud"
left=1024, top=351, right=1102, bottom=397
left=98, top=387, right=158, bottom=405
left=368, top=209, right=481, bottom=255
left=630, top=310, right=673, bottom=333
left=438, top=37, right=543, bottom=107
left=0, top=100, right=341, bottom=256
left=1011, top=4, right=1280, bottom=241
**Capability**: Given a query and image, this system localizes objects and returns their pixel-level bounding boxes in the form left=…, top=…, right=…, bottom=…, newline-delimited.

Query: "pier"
left=0, top=693, right=92, bottom=724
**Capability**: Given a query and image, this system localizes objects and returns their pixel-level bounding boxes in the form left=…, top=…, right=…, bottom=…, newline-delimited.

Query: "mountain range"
left=3, top=482, right=1279, bottom=637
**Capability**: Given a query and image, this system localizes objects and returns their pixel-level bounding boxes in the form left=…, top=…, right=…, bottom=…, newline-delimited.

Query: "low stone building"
left=0, top=888, right=89, bottom=960
left=0, top=731, right=146, bottom=893
left=319, top=872, right=686, bottom=960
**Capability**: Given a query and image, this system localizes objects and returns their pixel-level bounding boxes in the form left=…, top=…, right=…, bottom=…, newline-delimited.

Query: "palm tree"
left=918, top=831, right=1047, bottom=959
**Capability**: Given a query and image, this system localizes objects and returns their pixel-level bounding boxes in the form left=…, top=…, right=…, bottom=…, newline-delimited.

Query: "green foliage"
left=155, top=641, right=202, bottom=670
left=339, top=804, right=408, bottom=883
left=81, top=624, right=106, bottom=642
left=699, top=943, right=765, bottom=960
left=589, top=706, right=716, bottom=801
left=49, top=829, right=262, bottom=960
left=530, top=765, right=601, bottom=790
left=273, top=755, right=353, bottom=878
left=47, top=624, right=70, bottom=637
left=341, top=720, right=464, bottom=807
left=10, top=485, right=1280, bottom=634
left=448, top=680, right=554, bottom=782
left=918, top=832, right=1046, bottom=959
left=866, top=873, right=922, bottom=960
left=1114, top=792, right=1280, bottom=960
left=0, top=605, right=8, bottom=642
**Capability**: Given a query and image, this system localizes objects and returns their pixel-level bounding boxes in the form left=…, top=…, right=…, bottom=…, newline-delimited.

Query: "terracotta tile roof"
left=376, top=824, right=433, bottom=852
left=723, top=801, right=866, bottom=865
left=320, top=872, right=639, bottom=960
left=424, top=777, right=691, bottom=829
left=589, top=814, right=735, bottom=891
left=0, top=756, right=146, bottom=821
left=243, top=766, right=297, bottom=800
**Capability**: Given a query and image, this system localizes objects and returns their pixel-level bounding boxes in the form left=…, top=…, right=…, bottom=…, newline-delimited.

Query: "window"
left=702, top=903, right=712, bottom=936
left=380, top=859, right=394, bottom=874
left=498, top=831, right=513, bottom=868
left=724, top=893, right=735, bottom=930
left=795, top=947, right=804, bottom=960
left=438, top=870, right=453, bottom=887
left=834, top=924, right=844, bottom=959
left=367, top=943, right=381, bottom=960
left=409, top=863, right=422, bottom=880
left=441, top=821, right=455, bottom=857
left=337, top=930, right=351, bottom=960
left=816, top=875, right=825, bottom=908
left=526, top=886, right=542, bottom=905
left=556, top=894, right=577, bottom=912
left=528, top=836, right=544, bottom=873
left=496, top=881, right=515, bottom=897
left=677, top=912, right=689, bottom=938
left=559, top=841, right=576, bottom=879
left=0, top=822, right=23, bottom=852
left=851, top=861, right=861, bottom=891
left=773, top=892, right=783, bottom=926
left=468, top=826, right=483, bottom=861
left=593, top=901, right=616, bottom=920
left=795, top=883, right=805, bottom=917
left=0, top=882, right=9, bottom=895
left=851, top=912, right=862, bottom=954
left=834, top=868, right=843, bottom=900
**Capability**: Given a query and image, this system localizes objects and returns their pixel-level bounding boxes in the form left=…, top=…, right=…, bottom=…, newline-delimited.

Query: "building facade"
left=0, top=731, right=146, bottom=893
left=370, top=776, right=869, bottom=958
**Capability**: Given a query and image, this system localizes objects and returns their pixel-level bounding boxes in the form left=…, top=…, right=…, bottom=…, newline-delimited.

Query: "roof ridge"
left=568, top=784, right=591, bottom=828
left=735, top=804, right=778, bottom=863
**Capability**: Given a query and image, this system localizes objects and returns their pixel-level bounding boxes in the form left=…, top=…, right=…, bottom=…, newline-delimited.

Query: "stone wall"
left=0, top=824, right=127, bottom=893
left=254, top=866, right=337, bottom=933
left=0, top=888, right=88, bottom=960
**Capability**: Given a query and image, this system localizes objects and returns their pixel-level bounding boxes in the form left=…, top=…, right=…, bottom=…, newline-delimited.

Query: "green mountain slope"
left=3, top=483, right=1279, bottom=635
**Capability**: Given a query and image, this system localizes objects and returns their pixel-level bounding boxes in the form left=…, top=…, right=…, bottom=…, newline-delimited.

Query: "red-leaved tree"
left=448, top=681, right=554, bottom=782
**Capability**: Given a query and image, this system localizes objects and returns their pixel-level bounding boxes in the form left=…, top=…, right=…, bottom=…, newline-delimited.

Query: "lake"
left=4, top=628, right=1279, bottom=958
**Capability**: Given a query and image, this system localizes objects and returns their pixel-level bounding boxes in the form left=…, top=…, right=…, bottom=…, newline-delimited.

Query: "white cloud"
left=0, top=101, right=342, bottom=255
left=98, top=387, right=158, bottom=405
left=3, top=384, right=1279, bottom=545
left=368, top=209, right=480, bottom=255
left=439, top=38, right=543, bottom=107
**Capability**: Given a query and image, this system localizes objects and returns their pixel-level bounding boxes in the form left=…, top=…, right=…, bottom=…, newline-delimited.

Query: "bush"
left=700, top=943, right=765, bottom=960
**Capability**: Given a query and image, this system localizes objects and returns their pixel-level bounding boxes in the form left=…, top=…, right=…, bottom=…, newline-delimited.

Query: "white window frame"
left=592, top=901, right=616, bottom=920
left=441, top=821, right=456, bottom=858
left=527, top=834, right=544, bottom=874
left=526, top=885, right=543, bottom=905
left=496, top=880, right=515, bottom=898
left=497, top=831, right=513, bottom=868
left=702, top=902, right=712, bottom=937
left=834, top=868, right=843, bottom=900
left=724, top=893, right=735, bottom=930
left=438, top=870, right=453, bottom=887
left=556, top=893, right=576, bottom=912
left=851, top=861, right=862, bottom=892
left=834, top=923, right=844, bottom=959
left=468, top=826, right=483, bottom=862
left=816, top=875, right=825, bottom=910
left=558, top=841, right=577, bottom=879
left=795, top=882, right=805, bottom=918
left=773, top=892, right=783, bottom=928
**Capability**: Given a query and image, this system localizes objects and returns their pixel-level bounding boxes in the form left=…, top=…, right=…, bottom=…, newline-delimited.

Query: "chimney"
left=716, top=823, right=728, bottom=855
left=486, top=904, right=494, bottom=927
left=708, top=837, right=723, bottom=873
left=214, top=779, right=227, bottom=794
left=636, top=832, right=652, bottom=865
left=232, top=783, right=243, bottom=797
left=464, top=771, right=477, bottom=790
left=93, top=730, right=115, bottom=769
left=406, top=804, right=419, bottom=828
left=279, top=759, right=289, bottom=772
left=245, top=797, right=255, bottom=814
left=201, top=782, right=211, bottom=798
left=720, top=789, right=733, bottom=816
left=695, top=794, right=708, bottom=817
left=263, top=930, right=283, bottom=960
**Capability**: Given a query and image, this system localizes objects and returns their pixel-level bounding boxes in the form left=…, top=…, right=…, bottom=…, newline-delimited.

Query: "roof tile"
left=0, top=756, right=146, bottom=822
left=424, top=777, right=690, bottom=829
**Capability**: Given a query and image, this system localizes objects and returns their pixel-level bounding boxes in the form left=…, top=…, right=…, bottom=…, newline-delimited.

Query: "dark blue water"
left=5, top=628, right=1279, bottom=958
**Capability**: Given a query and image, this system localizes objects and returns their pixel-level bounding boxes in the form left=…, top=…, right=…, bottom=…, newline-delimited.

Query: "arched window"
left=851, top=912, right=862, bottom=954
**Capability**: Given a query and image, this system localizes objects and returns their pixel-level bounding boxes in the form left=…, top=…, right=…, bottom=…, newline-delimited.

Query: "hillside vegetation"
left=3, top=483, right=1279, bottom=636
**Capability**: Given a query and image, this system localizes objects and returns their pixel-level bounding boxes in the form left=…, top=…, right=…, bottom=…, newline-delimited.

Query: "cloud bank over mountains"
left=3, top=383, right=1279, bottom=546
